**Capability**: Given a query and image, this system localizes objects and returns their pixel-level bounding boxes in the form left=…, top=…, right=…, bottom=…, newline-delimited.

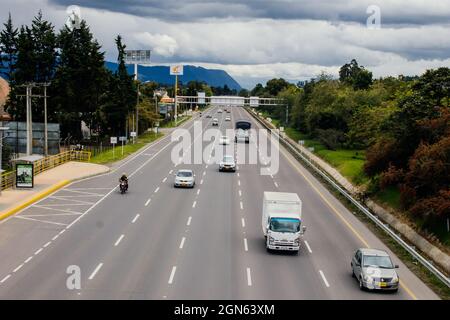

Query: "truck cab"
left=262, top=192, right=306, bottom=253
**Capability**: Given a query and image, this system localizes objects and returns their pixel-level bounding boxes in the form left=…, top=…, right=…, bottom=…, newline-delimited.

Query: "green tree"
left=52, top=21, right=109, bottom=139
left=0, top=13, right=18, bottom=81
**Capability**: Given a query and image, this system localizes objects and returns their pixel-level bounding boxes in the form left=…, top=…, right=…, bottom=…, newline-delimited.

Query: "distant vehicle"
left=227, top=110, right=231, bottom=113
left=206, top=114, right=212, bottom=118
left=199, top=112, right=202, bottom=117
left=262, top=192, right=306, bottom=253
left=235, top=120, right=251, bottom=143
left=212, top=118, right=219, bottom=126
left=218, top=109, right=223, bottom=113
left=174, top=169, right=195, bottom=188
left=219, top=155, right=236, bottom=172
left=225, top=116, right=231, bottom=121
left=219, top=135, right=230, bottom=145
left=351, top=248, right=399, bottom=292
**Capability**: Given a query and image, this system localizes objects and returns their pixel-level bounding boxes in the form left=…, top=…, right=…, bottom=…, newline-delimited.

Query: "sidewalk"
left=0, top=161, right=109, bottom=219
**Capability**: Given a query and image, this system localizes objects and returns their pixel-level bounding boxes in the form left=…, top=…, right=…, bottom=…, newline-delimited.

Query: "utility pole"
left=17, top=82, right=51, bottom=156
left=175, top=74, right=178, bottom=125
left=285, top=104, right=289, bottom=125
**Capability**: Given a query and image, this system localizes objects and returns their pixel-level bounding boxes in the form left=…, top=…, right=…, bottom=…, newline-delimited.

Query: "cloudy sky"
left=2, top=0, right=450, bottom=88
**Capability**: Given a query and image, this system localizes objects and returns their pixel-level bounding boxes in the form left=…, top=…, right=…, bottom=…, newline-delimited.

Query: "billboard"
left=198, top=92, right=206, bottom=104
left=16, top=163, right=34, bottom=188
left=124, top=50, right=151, bottom=64
left=170, top=65, right=184, bottom=76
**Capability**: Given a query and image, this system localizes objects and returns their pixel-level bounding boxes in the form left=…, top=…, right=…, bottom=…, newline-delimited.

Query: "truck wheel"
left=359, top=277, right=365, bottom=291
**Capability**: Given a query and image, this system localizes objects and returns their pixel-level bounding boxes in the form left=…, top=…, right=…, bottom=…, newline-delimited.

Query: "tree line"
left=253, top=60, right=450, bottom=232
left=0, top=11, right=140, bottom=141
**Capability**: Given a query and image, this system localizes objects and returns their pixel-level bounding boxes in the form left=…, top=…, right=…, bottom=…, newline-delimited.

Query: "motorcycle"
left=119, top=180, right=128, bottom=194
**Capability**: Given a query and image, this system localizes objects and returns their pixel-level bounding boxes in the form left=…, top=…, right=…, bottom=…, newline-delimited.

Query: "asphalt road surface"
left=0, top=106, right=439, bottom=299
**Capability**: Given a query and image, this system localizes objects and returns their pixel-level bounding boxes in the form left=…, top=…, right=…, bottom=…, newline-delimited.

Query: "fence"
left=0, top=150, right=91, bottom=191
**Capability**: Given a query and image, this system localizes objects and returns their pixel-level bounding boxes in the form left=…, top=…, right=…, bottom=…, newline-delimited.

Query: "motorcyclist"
left=119, top=173, right=128, bottom=191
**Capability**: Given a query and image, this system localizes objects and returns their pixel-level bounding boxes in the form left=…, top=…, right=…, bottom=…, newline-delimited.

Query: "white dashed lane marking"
left=88, top=263, right=103, bottom=280
left=132, top=214, right=140, bottom=223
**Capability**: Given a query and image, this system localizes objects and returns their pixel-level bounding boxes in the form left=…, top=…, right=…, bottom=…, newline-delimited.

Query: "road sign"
left=130, top=132, right=137, bottom=137
left=124, top=50, right=151, bottom=64
left=170, top=65, right=184, bottom=76
left=198, top=92, right=206, bottom=104
left=110, top=137, right=117, bottom=144
left=119, top=136, right=127, bottom=142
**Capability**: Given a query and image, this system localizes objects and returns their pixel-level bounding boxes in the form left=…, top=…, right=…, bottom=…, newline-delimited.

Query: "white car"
left=219, top=155, right=236, bottom=172
left=174, top=169, right=195, bottom=188
left=225, top=116, right=231, bottom=121
left=212, top=118, right=219, bottom=126
left=219, top=136, right=230, bottom=145
left=218, top=109, right=223, bottom=113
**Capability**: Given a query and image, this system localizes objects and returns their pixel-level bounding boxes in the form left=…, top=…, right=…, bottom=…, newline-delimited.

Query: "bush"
left=364, top=137, right=397, bottom=176
left=379, top=164, right=404, bottom=190
left=409, top=189, right=450, bottom=227
left=315, top=128, right=345, bottom=150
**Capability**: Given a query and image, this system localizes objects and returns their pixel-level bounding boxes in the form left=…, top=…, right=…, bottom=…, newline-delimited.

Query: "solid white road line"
left=145, top=199, right=151, bottom=206
left=246, top=268, right=252, bottom=286
left=89, top=263, right=103, bottom=280
left=179, top=237, right=186, bottom=249
left=132, top=214, right=140, bottom=223
left=319, top=270, right=330, bottom=288
left=0, top=275, right=11, bottom=283
left=114, top=234, right=125, bottom=247
left=192, top=201, right=197, bottom=208
left=304, top=240, right=312, bottom=253
left=168, top=266, right=177, bottom=284
left=244, top=238, right=248, bottom=251
left=241, top=218, right=246, bottom=228
left=187, top=216, right=192, bottom=226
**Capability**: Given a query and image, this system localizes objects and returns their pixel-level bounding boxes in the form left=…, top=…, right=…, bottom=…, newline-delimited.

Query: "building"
left=0, top=76, right=11, bottom=121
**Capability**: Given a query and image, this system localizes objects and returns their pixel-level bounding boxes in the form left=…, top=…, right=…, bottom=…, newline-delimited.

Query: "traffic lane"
left=168, top=158, right=237, bottom=299
left=66, top=111, right=219, bottom=299
left=271, top=145, right=406, bottom=300
left=246, top=108, right=438, bottom=300
left=234, top=141, right=329, bottom=299
left=0, top=115, right=197, bottom=282
left=0, top=114, right=206, bottom=298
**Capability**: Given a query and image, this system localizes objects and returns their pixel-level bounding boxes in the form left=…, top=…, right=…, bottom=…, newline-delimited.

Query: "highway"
left=0, top=106, right=439, bottom=300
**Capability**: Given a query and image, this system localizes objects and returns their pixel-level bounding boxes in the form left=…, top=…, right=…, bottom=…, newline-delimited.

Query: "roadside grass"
left=90, top=132, right=164, bottom=164
left=161, top=115, right=191, bottom=128
left=376, top=186, right=402, bottom=210
left=284, top=127, right=368, bottom=186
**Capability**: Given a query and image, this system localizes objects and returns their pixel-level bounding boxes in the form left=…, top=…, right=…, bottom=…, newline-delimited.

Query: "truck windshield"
left=270, top=218, right=300, bottom=233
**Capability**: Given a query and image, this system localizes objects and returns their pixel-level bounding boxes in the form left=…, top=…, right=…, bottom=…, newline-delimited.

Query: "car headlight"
left=294, top=238, right=300, bottom=245
left=269, top=237, right=274, bottom=244
left=364, top=275, right=373, bottom=282
left=392, top=276, right=399, bottom=283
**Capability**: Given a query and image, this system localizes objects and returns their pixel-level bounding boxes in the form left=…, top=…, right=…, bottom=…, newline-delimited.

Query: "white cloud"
left=133, top=32, right=178, bottom=57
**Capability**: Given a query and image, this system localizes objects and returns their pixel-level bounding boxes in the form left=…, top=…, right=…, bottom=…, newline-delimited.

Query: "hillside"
left=105, top=62, right=242, bottom=90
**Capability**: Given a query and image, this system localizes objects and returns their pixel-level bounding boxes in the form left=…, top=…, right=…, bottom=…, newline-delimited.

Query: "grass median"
left=90, top=132, right=164, bottom=164
left=161, top=115, right=191, bottom=128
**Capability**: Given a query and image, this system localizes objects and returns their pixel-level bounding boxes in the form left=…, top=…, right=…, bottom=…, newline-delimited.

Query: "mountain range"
left=105, top=62, right=242, bottom=90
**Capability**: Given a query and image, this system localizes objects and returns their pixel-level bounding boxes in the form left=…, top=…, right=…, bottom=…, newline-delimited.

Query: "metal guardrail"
left=1, top=151, right=91, bottom=191
left=247, top=108, right=450, bottom=288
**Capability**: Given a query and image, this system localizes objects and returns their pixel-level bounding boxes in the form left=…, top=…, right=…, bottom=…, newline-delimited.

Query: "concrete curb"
left=0, top=179, right=71, bottom=222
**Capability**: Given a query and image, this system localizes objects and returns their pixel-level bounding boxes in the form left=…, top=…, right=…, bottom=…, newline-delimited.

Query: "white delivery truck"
left=262, top=192, right=306, bottom=252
